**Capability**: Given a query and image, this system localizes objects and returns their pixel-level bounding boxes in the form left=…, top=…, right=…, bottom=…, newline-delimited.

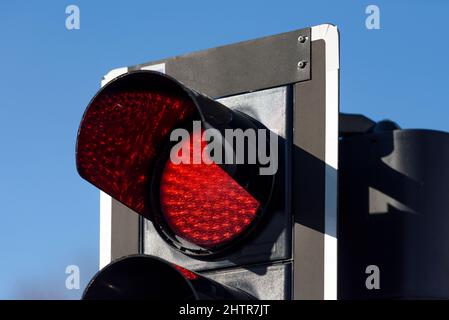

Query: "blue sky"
left=0, top=1, right=447, bottom=299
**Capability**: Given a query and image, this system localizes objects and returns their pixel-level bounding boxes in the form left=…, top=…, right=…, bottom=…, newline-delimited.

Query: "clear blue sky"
left=0, top=1, right=447, bottom=299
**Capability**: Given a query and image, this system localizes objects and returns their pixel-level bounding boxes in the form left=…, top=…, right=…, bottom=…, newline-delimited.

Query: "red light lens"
left=173, top=264, right=198, bottom=280
left=77, top=90, right=195, bottom=217
left=159, top=131, right=260, bottom=249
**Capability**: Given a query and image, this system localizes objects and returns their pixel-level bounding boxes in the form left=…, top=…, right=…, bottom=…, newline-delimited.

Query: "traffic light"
left=77, top=24, right=340, bottom=300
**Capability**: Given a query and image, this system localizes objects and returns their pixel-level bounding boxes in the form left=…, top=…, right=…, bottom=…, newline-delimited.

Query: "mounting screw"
left=298, top=35, right=308, bottom=43
left=297, top=60, right=308, bottom=69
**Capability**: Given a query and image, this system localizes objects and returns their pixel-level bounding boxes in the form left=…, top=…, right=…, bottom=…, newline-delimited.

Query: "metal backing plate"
left=130, top=28, right=310, bottom=98
left=203, top=262, right=292, bottom=300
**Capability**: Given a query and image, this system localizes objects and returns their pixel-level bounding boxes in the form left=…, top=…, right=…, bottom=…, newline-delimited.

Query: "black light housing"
left=76, top=71, right=277, bottom=256
left=82, top=255, right=254, bottom=300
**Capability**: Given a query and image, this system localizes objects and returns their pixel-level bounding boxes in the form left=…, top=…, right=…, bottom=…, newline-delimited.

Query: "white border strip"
left=312, top=24, right=340, bottom=300
left=99, top=191, right=112, bottom=269
left=101, top=66, right=128, bottom=87
left=141, top=63, right=166, bottom=73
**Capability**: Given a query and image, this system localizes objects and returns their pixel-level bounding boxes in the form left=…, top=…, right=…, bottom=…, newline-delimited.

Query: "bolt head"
left=298, top=35, right=308, bottom=43
left=297, top=61, right=307, bottom=69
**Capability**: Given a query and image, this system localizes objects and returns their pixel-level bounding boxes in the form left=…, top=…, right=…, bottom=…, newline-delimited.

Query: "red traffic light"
left=76, top=71, right=275, bottom=255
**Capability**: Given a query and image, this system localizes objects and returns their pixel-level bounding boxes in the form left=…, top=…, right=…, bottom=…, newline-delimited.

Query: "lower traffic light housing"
left=83, top=255, right=254, bottom=300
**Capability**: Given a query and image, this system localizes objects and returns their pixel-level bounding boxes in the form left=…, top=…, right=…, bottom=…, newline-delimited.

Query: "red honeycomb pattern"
left=160, top=131, right=260, bottom=249
left=77, top=90, right=195, bottom=217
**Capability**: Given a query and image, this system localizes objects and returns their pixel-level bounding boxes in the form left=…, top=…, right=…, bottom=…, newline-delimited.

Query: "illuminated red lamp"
left=159, top=131, right=260, bottom=249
